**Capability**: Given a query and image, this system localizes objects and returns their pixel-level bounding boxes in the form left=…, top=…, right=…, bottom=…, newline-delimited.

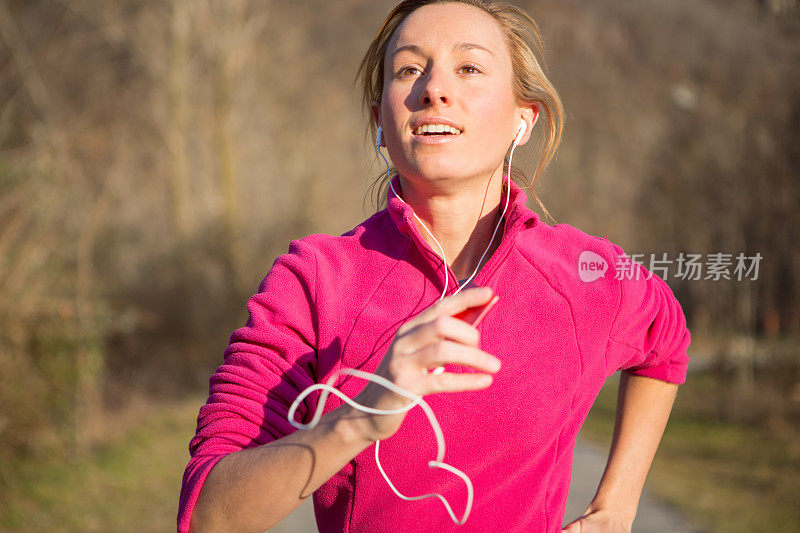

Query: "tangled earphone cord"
left=287, top=367, right=473, bottom=525
left=286, top=127, right=523, bottom=526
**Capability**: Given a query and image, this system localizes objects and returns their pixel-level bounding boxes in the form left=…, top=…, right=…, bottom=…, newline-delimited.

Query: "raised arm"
left=177, top=236, right=502, bottom=532
left=189, top=287, right=503, bottom=532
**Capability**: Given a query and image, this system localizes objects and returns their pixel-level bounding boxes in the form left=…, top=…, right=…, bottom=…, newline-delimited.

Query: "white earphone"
left=513, top=118, right=527, bottom=146
left=287, top=117, right=531, bottom=527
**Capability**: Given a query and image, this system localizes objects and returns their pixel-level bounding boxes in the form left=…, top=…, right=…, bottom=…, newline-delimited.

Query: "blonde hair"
left=355, top=0, right=563, bottom=222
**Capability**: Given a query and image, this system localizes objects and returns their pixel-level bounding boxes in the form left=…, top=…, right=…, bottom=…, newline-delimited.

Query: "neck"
left=398, top=169, right=508, bottom=281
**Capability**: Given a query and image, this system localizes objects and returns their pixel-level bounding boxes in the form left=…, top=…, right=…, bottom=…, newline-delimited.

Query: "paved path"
left=268, top=437, right=699, bottom=532
left=565, top=438, right=702, bottom=532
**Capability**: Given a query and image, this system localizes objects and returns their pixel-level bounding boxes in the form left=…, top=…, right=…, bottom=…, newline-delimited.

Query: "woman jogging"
left=177, top=1, right=691, bottom=532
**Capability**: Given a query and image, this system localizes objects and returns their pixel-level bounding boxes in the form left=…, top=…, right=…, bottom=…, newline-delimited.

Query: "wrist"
left=329, top=404, right=377, bottom=448
left=585, top=500, right=637, bottom=525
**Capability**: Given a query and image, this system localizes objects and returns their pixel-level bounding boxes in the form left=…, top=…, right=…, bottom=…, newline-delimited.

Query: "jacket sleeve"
left=605, top=243, right=691, bottom=385
left=177, top=239, right=320, bottom=532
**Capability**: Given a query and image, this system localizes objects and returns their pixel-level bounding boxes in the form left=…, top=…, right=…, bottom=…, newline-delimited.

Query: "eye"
left=398, top=66, right=422, bottom=78
left=459, top=64, right=482, bottom=74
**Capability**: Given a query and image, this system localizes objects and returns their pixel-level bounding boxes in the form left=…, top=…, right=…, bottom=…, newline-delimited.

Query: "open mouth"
left=412, top=125, right=463, bottom=136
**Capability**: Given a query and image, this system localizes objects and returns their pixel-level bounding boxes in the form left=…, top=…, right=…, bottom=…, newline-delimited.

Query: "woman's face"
left=373, top=3, right=536, bottom=187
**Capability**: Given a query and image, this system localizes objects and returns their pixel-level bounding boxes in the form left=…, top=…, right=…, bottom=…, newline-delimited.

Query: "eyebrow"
left=390, top=41, right=495, bottom=60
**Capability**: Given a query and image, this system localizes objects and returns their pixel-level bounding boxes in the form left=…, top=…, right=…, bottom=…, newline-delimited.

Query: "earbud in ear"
left=513, top=119, right=527, bottom=147
left=376, top=126, right=383, bottom=148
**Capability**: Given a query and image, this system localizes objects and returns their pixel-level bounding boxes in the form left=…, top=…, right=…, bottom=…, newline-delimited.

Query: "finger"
left=413, top=340, right=501, bottom=374
left=423, top=368, right=497, bottom=393
left=412, top=286, right=494, bottom=326
left=397, top=314, right=482, bottom=354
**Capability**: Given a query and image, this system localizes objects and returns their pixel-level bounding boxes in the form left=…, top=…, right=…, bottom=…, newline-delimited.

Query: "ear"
left=371, top=101, right=385, bottom=147
left=516, top=103, right=540, bottom=147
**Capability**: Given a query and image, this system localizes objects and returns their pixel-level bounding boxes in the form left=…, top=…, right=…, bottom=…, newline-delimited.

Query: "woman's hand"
left=347, top=286, right=502, bottom=443
left=561, top=504, right=634, bottom=532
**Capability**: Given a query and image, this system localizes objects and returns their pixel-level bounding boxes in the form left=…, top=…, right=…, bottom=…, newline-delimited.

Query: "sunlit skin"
left=371, top=3, right=538, bottom=280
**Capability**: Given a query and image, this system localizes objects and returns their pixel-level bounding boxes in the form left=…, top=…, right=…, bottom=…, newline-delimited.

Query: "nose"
left=418, top=66, right=450, bottom=107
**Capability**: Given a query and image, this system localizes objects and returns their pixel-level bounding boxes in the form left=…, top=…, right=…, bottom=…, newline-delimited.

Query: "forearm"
left=189, top=404, right=374, bottom=533
left=588, top=372, right=679, bottom=522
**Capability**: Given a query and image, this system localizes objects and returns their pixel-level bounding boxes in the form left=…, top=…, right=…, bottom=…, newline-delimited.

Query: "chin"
left=409, top=159, right=472, bottom=181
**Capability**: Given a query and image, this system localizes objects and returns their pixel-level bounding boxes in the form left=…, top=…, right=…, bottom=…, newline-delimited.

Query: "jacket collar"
left=386, top=173, right=540, bottom=289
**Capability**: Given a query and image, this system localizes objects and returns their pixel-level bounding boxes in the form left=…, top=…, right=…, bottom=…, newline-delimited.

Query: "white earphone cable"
left=380, top=130, right=518, bottom=301
left=286, top=122, right=525, bottom=526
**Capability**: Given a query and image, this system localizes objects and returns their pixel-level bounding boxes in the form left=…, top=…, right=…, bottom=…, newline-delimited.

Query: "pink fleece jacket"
left=177, top=174, right=691, bottom=532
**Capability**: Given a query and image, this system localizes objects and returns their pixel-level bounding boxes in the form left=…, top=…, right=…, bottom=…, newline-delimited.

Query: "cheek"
left=383, top=91, right=408, bottom=129
left=466, top=86, right=516, bottom=144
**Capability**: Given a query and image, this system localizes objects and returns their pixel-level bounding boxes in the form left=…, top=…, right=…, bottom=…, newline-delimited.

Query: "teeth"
left=414, top=124, right=462, bottom=135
